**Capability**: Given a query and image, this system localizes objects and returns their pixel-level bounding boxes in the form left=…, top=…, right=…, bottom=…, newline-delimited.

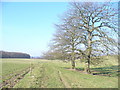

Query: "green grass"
left=14, top=59, right=118, bottom=88
left=60, top=69, right=117, bottom=88
left=14, top=62, right=65, bottom=88
left=1, top=56, right=119, bottom=88
left=1, top=59, right=35, bottom=81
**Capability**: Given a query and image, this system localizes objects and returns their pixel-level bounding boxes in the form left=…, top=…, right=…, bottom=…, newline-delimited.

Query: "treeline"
left=42, top=2, right=118, bottom=73
left=0, top=51, right=30, bottom=58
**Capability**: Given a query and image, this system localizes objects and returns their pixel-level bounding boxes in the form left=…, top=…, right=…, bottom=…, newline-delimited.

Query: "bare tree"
left=47, top=2, right=118, bottom=73
left=52, top=22, right=84, bottom=69
left=68, top=2, right=118, bottom=73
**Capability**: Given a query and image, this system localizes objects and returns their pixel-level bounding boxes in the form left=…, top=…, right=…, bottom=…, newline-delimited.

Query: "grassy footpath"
left=14, top=60, right=118, bottom=88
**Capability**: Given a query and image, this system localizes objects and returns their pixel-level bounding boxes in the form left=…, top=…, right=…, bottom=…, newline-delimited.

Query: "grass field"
left=1, top=56, right=119, bottom=88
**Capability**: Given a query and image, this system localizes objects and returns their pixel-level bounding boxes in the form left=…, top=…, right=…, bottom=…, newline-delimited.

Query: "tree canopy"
left=43, top=2, right=118, bottom=73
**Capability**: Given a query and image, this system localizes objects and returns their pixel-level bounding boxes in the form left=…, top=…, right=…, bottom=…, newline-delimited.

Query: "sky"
left=1, top=1, right=119, bottom=57
left=1, top=0, right=120, bottom=2
left=1, top=2, right=69, bottom=57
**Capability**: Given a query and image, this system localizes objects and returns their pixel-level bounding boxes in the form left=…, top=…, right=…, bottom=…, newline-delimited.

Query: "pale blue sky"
left=2, top=2, right=68, bottom=56
left=1, top=2, right=118, bottom=57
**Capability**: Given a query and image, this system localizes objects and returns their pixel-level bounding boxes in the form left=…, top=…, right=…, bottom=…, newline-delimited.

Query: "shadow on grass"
left=77, top=65, right=120, bottom=77
left=91, top=65, right=120, bottom=77
left=63, top=65, right=120, bottom=77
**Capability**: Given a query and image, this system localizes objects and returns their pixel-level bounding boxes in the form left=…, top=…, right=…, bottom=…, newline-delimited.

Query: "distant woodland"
left=0, top=51, right=30, bottom=58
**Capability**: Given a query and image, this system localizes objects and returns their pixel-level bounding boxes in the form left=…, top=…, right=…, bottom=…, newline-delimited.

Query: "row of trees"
left=43, top=2, right=118, bottom=73
left=0, top=51, right=30, bottom=58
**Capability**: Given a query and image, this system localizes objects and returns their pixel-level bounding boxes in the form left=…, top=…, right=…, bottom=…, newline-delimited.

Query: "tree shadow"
left=91, top=65, right=120, bottom=77
left=62, top=65, right=120, bottom=77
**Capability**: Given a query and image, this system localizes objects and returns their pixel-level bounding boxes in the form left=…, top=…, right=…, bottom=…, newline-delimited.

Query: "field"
left=0, top=56, right=119, bottom=88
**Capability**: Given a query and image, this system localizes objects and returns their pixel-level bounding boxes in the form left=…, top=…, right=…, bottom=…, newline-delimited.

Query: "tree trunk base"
left=84, top=68, right=91, bottom=74
left=72, top=66, right=75, bottom=69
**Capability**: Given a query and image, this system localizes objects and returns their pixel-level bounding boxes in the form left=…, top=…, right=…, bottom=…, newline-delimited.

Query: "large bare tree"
left=68, top=2, right=118, bottom=73
left=46, top=1, right=118, bottom=73
left=52, top=20, right=84, bottom=69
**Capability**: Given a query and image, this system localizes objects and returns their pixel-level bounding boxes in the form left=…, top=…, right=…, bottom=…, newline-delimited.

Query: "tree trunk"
left=71, top=38, right=76, bottom=69
left=71, top=47, right=75, bottom=69
left=71, top=52, right=75, bottom=69
left=85, top=57, right=91, bottom=73
left=71, top=60, right=75, bottom=69
left=84, top=56, right=91, bottom=73
left=85, top=30, right=92, bottom=73
left=87, top=58, right=91, bottom=73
